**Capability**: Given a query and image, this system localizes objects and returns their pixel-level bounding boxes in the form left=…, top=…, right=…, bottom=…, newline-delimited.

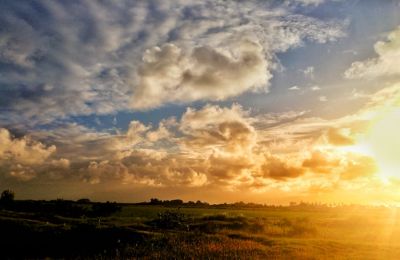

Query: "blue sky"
left=1, top=0, right=400, bottom=203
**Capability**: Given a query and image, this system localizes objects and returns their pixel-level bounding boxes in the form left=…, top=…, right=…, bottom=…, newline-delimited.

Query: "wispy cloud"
left=345, top=26, right=400, bottom=79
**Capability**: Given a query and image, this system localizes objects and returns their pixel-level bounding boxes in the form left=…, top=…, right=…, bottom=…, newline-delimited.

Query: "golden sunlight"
left=339, top=106, right=400, bottom=182
left=366, top=108, right=400, bottom=179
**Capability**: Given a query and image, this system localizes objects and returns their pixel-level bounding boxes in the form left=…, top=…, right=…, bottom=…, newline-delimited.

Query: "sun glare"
left=366, top=108, right=400, bottom=179
left=340, top=107, right=400, bottom=181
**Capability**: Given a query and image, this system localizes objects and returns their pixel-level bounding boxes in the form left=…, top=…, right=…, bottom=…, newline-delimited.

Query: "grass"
left=2, top=203, right=400, bottom=259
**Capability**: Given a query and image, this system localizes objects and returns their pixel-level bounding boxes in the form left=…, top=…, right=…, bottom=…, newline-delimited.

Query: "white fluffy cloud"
left=345, top=26, right=400, bottom=79
left=132, top=41, right=269, bottom=109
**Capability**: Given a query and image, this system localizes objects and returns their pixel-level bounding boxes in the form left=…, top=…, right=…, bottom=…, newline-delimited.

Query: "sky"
left=1, top=0, right=400, bottom=204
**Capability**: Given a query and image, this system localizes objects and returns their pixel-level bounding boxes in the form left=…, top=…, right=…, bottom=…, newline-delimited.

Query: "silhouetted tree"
left=77, top=198, right=91, bottom=204
left=0, top=189, right=15, bottom=208
left=150, top=198, right=161, bottom=205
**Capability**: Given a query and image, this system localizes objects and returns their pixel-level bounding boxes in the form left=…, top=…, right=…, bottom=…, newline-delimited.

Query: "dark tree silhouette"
left=0, top=189, right=15, bottom=207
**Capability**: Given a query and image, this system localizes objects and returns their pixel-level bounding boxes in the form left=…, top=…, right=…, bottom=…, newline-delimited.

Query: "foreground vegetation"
left=1, top=196, right=400, bottom=259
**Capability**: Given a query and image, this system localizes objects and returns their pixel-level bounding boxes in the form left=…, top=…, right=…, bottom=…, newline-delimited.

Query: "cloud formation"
left=5, top=83, right=390, bottom=190
left=0, top=128, right=57, bottom=181
left=180, top=104, right=256, bottom=154
left=1, top=76, right=395, bottom=202
left=132, top=41, right=269, bottom=109
left=0, top=128, right=55, bottom=165
left=0, top=1, right=345, bottom=126
left=345, top=26, right=400, bottom=79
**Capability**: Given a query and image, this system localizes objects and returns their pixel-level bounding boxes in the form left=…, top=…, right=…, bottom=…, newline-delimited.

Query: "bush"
left=150, top=210, right=186, bottom=229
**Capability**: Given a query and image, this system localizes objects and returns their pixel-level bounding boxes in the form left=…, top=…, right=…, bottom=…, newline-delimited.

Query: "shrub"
left=150, top=210, right=186, bottom=229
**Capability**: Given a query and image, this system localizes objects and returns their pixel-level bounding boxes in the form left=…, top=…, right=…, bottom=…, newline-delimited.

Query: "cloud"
left=289, top=86, right=301, bottom=91
left=325, top=128, right=355, bottom=146
left=179, top=104, right=256, bottom=154
left=131, top=41, right=269, bottom=109
left=176, top=104, right=259, bottom=185
left=7, top=165, right=37, bottom=182
left=293, top=0, right=325, bottom=6
left=0, top=1, right=346, bottom=126
left=146, top=120, right=172, bottom=142
left=261, top=156, right=305, bottom=180
left=0, top=128, right=56, bottom=181
left=51, top=158, right=71, bottom=169
left=80, top=160, right=129, bottom=185
left=319, top=96, right=328, bottom=102
left=92, top=102, right=375, bottom=187
left=302, top=150, right=340, bottom=173
left=345, top=26, right=400, bottom=79
left=339, top=154, right=377, bottom=180
left=0, top=128, right=56, bottom=165
left=0, top=89, right=385, bottom=191
left=3, top=81, right=396, bottom=189
left=303, top=66, right=315, bottom=79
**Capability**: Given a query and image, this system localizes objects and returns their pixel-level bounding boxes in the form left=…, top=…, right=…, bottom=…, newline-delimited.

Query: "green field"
left=2, top=203, right=400, bottom=259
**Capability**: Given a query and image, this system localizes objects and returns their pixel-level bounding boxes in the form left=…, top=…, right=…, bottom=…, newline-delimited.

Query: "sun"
left=366, top=108, right=400, bottom=179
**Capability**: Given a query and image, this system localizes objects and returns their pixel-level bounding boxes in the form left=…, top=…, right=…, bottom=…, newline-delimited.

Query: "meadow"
left=2, top=200, right=400, bottom=259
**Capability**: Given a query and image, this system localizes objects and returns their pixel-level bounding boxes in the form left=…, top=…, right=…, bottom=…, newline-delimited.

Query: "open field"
left=2, top=202, right=400, bottom=259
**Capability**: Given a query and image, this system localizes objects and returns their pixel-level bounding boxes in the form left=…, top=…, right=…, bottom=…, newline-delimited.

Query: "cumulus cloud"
left=261, top=156, right=305, bottom=180
left=179, top=104, right=256, bottom=154
left=59, top=101, right=378, bottom=188
left=132, top=41, right=269, bottom=109
left=51, top=158, right=71, bottom=169
left=4, top=81, right=396, bottom=190
left=80, top=160, right=129, bottom=185
left=302, top=150, right=340, bottom=173
left=1, top=89, right=385, bottom=190
left=345, top=26, right=400, bottom=79
left=0, top=128, right=56, bottom=181
left=146, top=120, right=172, bottom=142
left=7, top=164, right=37, bottom=182
left=0, top=128, right=56, bottom=165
